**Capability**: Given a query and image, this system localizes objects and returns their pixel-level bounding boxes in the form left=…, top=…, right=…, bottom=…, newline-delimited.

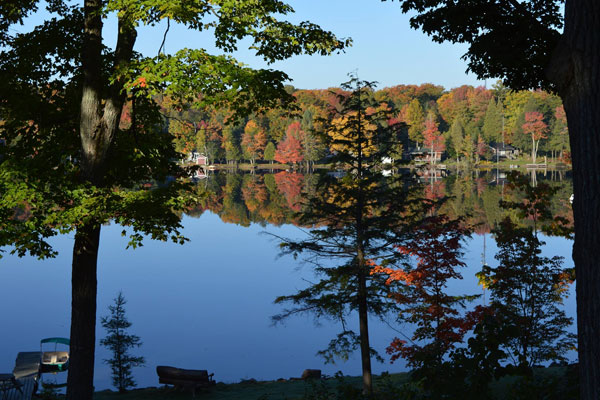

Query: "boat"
left=40, top=338, right=70, bottom=373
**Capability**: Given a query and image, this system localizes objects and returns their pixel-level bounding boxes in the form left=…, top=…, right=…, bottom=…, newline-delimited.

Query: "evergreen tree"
left=100, top=292, right=145, bottom=393
left=491, top=80, right=509, bottom=104
left=273, top=77, right=419, bottom=395
left=0, top=4, right=348, bottom=397
left=449, top=118, right=466, bottom=164
left=482, top=98, right=503, bottom=143
left=264, top=141, right=276, bottom=164
left=301, top=108, right=314, bottom=131
left=222, top=125, right=242, bottom=165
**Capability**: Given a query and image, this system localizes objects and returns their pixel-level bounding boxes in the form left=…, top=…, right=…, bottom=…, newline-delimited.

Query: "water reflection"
left=187, top=169, right=573, bottom=236
left=0, top=169, right=574, bottom=390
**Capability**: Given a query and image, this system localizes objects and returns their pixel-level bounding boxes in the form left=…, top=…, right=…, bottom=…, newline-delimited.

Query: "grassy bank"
left=93, top=374, right=406, bottom=400
left=90, top=366, right=576, bottom=400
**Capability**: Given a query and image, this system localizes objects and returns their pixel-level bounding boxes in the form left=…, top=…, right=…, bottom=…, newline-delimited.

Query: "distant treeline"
left=185, top=170, right=573, bottom=235
left=130, top=82, right=569, bottom=166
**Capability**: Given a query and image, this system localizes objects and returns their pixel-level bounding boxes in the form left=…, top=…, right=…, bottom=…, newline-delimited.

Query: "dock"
left=1, top=352, right=40, bottom=400
left=0, top=376, right=36, bottom=400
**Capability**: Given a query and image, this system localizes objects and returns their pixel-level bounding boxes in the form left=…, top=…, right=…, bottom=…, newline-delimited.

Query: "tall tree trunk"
left=67, top=2, right=136, bottom=399
left=357, top=261, right=373, bottom=395
left=67, top=225, right=101, bottom=400
left=354, top=96, right=373, bottom=396
left=548, top=1, right=600, bottom=398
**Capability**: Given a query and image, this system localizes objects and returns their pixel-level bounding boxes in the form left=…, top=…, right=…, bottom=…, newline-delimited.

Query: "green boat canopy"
left=40, top=338, right=70, bottom=346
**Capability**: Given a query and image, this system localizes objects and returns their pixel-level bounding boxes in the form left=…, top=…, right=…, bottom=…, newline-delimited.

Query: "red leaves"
left=522, top=111, right=547, bottom=141
left=372, top=215, right=475, bottom=368
left=133, top=76, right=147, bottom=88
left=274, top=123, right=305, bottom=164
left=274, top=171, right=304, bottom=211
left=241, top=120, right=267, bottom=161
left=422, top=119, right=445, bottom=153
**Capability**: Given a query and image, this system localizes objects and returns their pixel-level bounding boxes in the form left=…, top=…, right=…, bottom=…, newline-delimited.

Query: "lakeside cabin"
left=489, top=143, right=519, bottom=160
left=405, top=147, right=443, bottom=163
left=185, top=151, right=209, bottom=166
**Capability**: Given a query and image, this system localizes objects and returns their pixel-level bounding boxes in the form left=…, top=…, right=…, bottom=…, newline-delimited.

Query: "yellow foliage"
left=327, top=111, right=378, bottom=156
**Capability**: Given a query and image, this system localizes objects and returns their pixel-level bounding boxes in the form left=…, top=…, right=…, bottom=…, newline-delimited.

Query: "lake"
left=0, top=169, right=576, bottom=390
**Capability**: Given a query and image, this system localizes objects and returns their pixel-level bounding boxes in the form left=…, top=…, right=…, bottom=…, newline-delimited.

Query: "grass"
left=93, top=374, right=407, bottom=400
left=90, top=366, right=576, bottom=400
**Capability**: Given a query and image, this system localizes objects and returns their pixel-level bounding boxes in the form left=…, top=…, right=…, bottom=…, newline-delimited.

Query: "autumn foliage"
left=274, top=171, right=304, bottom=211
left=522, top=111, right=548, bottom=164
left=372, top=215, right=476, bottom=370
left=422, top=119, right=445, bottom=154
left=274, top=122, right=305, bottom=164
left=241, top=120, right=267, bottom=164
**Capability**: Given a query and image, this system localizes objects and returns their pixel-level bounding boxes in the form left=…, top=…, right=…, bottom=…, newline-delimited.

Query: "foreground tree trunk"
left=67, top=225, right=101, bottom=400
left=357, top=250, right=373, bottom=395
left=355, top=106, right=373, bottom=396
left=67, top=2, right=136, bottom=398
left=548, top=1, right=600, bottom=398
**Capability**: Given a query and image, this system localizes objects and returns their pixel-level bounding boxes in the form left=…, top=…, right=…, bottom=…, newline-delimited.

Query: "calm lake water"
left=0, top=170, right=576, bottom=390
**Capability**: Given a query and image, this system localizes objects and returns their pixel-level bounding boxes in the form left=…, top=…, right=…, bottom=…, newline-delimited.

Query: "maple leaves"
left=422, top=118, right=445, bottom=164
left=274, top=121, right=305, bottom=164
left=372, top=215, right=475, bottom=369
left=241, top=120, right=267, bottom=164
left=274, top=171, right=304, bottom=211
left=522, top=111, right=548, bottom=164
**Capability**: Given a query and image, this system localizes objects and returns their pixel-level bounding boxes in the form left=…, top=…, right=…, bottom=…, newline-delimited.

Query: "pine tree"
left=482, top=98, right=503, bottom=143
left=272, top=77, right=417, bottom=396
left=100, top=292, right=145, bottom=393
left=449, top=118, right=465, bottom=164
left=264, top=141, right=276, bottom=164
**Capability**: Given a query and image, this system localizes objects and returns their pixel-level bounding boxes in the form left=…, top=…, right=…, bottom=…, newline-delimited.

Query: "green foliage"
left=392, top=0, right=563, bottom=91
left=222, top=124, right=243, bottom=163
left=482, top=98, right=503, bottom=143
left=447, top=118, right=465, bottom=159
left=404, top=99, right=425, bottom=146
left=264, top=141, right=276, bottom=162
left=100, top=292, right=146, bottom=393
left=478, top=174, right=576, bottom=369
left=0, top=0, right=350, bottom=256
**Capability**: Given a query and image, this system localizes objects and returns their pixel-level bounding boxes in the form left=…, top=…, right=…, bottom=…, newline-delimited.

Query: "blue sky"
left=21, top=0, right=485, bottom=90
left=105, top=0, right=486, bottom=90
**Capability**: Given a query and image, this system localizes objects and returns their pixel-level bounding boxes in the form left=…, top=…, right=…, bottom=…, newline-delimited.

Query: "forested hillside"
left=144, top=82, right=569, bottom=165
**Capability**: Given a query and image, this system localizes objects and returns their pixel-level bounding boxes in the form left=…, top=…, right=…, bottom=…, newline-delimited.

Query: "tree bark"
left=548, top=1, right=600, bottom=399
left=67, top=224, right=101, bottom=400
left=355, top=96, right=373, bottom=396
left=357, top=264, right=373, bottom=395
left=67, top=2, right=137, bottom=398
